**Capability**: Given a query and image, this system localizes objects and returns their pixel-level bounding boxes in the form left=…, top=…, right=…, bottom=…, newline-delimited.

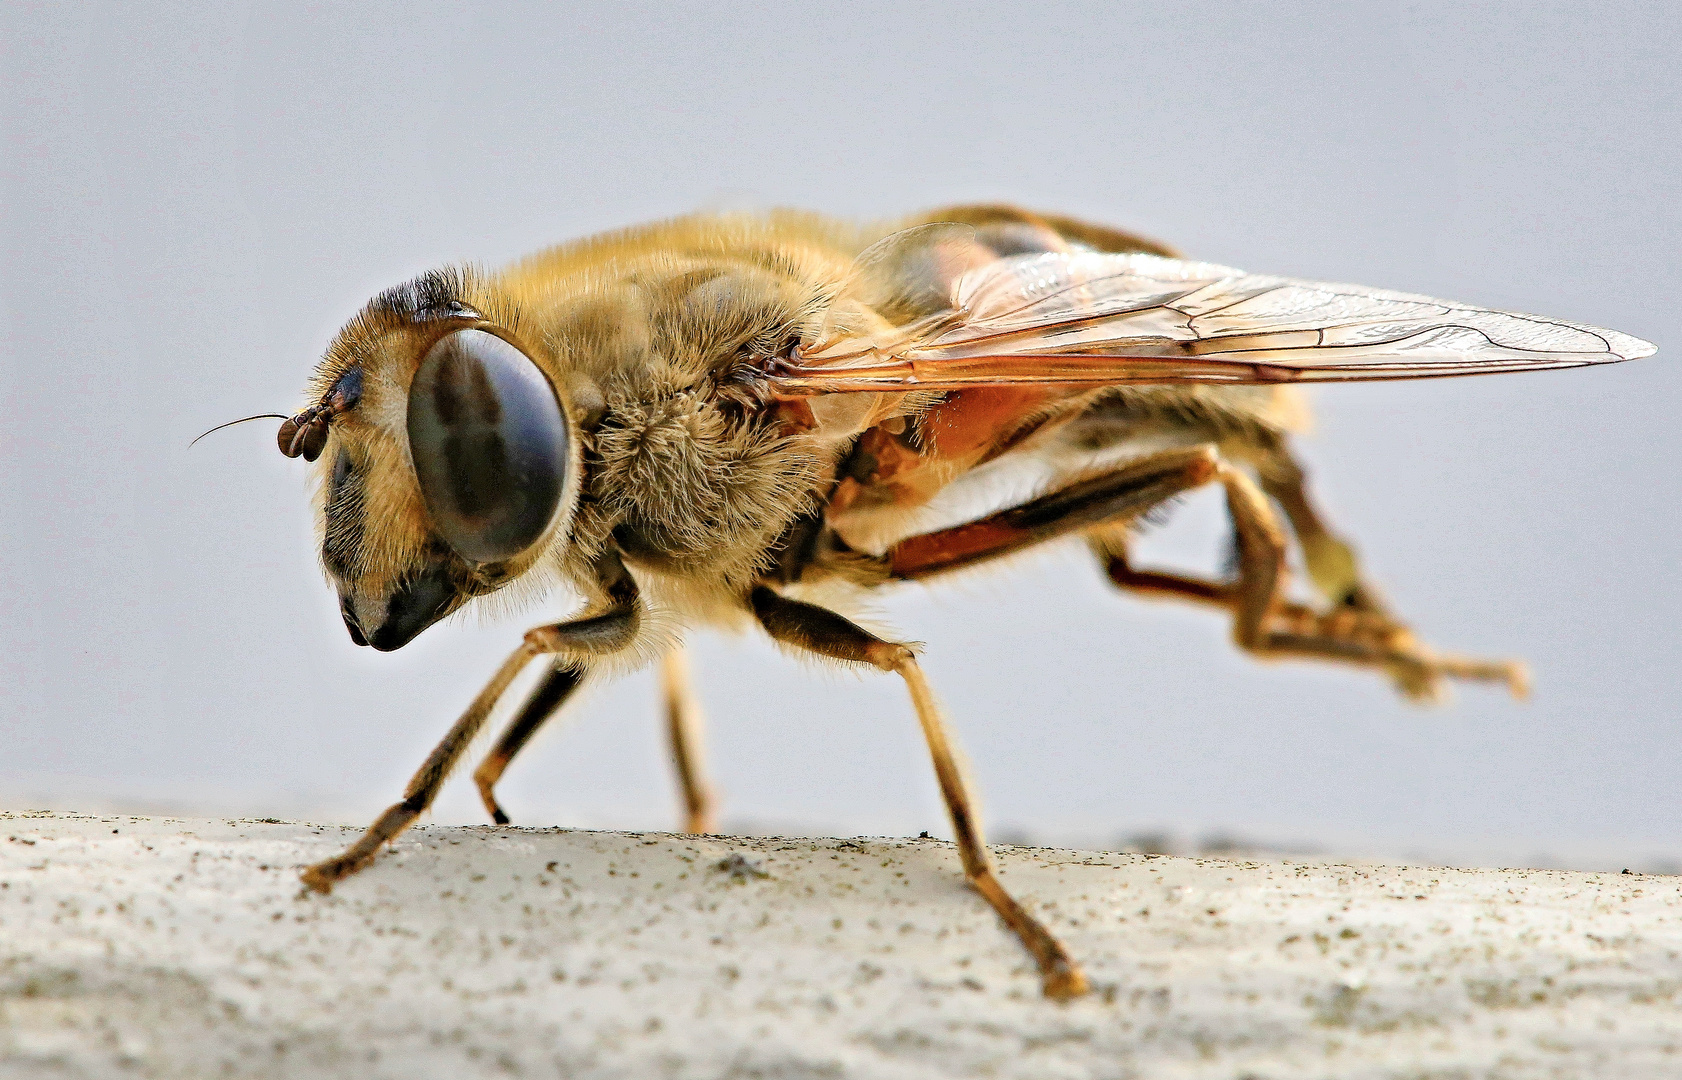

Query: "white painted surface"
left=2, top=812, right=1679, bottom=1078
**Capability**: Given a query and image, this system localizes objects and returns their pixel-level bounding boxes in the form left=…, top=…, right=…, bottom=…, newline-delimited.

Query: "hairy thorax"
left=498, top=223, right=860, bottom=600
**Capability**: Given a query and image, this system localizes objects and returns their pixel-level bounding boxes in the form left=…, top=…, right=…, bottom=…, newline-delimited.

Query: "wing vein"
left=768, top=244, right=1654, bottom=398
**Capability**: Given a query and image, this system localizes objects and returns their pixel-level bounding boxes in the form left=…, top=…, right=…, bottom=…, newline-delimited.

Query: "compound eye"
left=406, top=329, right=570, bottom=564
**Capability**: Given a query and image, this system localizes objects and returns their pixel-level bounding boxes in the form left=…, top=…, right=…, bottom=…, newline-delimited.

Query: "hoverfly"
left=265, top=205, right=1653, bottom=1000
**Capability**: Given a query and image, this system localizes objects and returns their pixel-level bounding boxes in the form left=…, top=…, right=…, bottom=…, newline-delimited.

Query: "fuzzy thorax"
left=592, top=388, right=827, bottom=588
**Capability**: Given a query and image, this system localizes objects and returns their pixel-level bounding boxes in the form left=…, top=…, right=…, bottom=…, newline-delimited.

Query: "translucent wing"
left=770, top=241, right=1655, bottom=394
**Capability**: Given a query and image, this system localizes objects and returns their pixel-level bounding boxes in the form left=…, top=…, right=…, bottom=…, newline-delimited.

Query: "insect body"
left=277, top=206, right=1654, bottom=1000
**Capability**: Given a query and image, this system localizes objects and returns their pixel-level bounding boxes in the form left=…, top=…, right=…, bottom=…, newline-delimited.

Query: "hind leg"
left=1091, top=441, right=1527, bottom=702
left=1250, top=437, right=1396, bottom=618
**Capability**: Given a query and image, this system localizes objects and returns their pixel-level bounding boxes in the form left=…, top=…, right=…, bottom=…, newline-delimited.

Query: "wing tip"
left=1617, top=333, right=1659, bottom=362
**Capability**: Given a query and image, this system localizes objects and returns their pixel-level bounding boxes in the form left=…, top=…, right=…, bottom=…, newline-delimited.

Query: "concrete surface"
left=2, top=811, right=1679, bottom=1078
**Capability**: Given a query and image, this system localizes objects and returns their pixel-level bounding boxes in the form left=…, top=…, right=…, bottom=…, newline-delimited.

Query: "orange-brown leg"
left=882, top=444, right=1524, bottom=702
left=1093, top=461, right=1527, bottom=702
left=300, top=639, right=549, bottom=893
left=888, top=446, right=1221, bottom=579
left=660, top=647, right=717, bottom=834
left=469, top=646, right=718, bottom=834
left=473, top=661, right=585, bottom=825
left=301, top=558, right=641, bottom=893
left=750, top=586, right=1088, bottom=1001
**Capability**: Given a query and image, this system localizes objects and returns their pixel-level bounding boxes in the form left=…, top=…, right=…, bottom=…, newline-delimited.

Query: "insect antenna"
left=189, top=414, right=291, bottom=448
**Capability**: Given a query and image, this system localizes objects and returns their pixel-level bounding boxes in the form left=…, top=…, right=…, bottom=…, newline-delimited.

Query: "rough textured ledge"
left=2, top=812, right=1679, bottom=1078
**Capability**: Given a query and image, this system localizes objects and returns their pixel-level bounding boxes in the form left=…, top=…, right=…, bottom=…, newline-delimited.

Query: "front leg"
left=750, top=586, right=1089, bottom=1001
left=300, top=557, right=641, bottom=893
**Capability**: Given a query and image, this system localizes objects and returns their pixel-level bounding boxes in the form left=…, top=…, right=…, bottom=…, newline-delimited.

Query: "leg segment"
left=1219, top=461, right=1288, bottom=651
left=1235, top=454, right=1526, bottom=696
left=471, top=647, right=718, bottom=833
left=1104, top=539, right=1525, bottom=699
left=1102, top=451, right=1526, bottom=700
left=661, top=647, right=717, bottom=834
left=473, top=661, right=585, bottom=826
left=1252, top=440, right=1393, bottom=616
left=299, top=641, right=546, bottom=893
left=888, top=446, right=1219, bottom=579
left=885, top=446, right=1525, bottom=701
left=750, top=586, right=1088, bottom=1001
left=300, top=558, right=641, bottom=893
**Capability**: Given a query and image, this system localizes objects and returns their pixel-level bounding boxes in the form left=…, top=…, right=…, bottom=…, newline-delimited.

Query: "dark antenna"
left=189, top=414, right=290, bottom=447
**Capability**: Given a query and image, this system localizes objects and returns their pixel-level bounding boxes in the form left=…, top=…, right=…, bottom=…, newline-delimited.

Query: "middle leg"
left=473, top=647, right=720, bottom=834
left=750, top=585, right=1089, bottom=1001
left=661, top=647, right=717, bottom=834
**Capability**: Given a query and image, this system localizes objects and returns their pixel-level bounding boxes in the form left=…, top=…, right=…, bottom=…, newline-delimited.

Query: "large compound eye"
left=407, top=329, right=571, bottom=564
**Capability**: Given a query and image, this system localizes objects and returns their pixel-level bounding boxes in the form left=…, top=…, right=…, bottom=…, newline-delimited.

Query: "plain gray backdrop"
left=3, top=2, right=1676, bottom=867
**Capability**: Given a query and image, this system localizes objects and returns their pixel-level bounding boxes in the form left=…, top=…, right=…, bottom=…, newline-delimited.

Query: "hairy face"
left=304, top=272, right=579, bottom=651
left=297, top=229, right=851, bottom=650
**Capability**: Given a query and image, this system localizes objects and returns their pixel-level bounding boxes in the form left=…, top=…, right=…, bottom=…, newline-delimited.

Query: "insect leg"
left=1081, top=445, right=1525, bottom=700
left=1228, top=460, right=1528, bottom=698
left=1101, top=533, right=1526, bottom=699
left=660, top=646, right=717, bottom=834
left=298, top=640, right=546, bottom=893
left=472, top=661, right=585, bottom=826
left=471, top=647, right=716, bottom=832
left=749, top=586, right=1089, bottom=1001
left=300, top=559, right=640, bottom=893
left=887, top=446, right=1222, bottom=579
left=881, top=444, right=1523, bottom=701
left=1251, top=440, right=1392, bottom=616
left=1098, top=546, right=1230, bottom=607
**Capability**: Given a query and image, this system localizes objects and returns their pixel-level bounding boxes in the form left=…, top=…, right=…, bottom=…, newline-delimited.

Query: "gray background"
left=3, top=2, right=1676, bottom=867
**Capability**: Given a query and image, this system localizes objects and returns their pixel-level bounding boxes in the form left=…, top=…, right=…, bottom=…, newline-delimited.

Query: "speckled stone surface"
left=2, top=811, right=1679, bottom=1078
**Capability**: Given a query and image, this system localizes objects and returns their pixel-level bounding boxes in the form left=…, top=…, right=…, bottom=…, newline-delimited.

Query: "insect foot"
left=299, top=856, right=353, bottom=894
left=300, top=839, right=384, bottom=894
